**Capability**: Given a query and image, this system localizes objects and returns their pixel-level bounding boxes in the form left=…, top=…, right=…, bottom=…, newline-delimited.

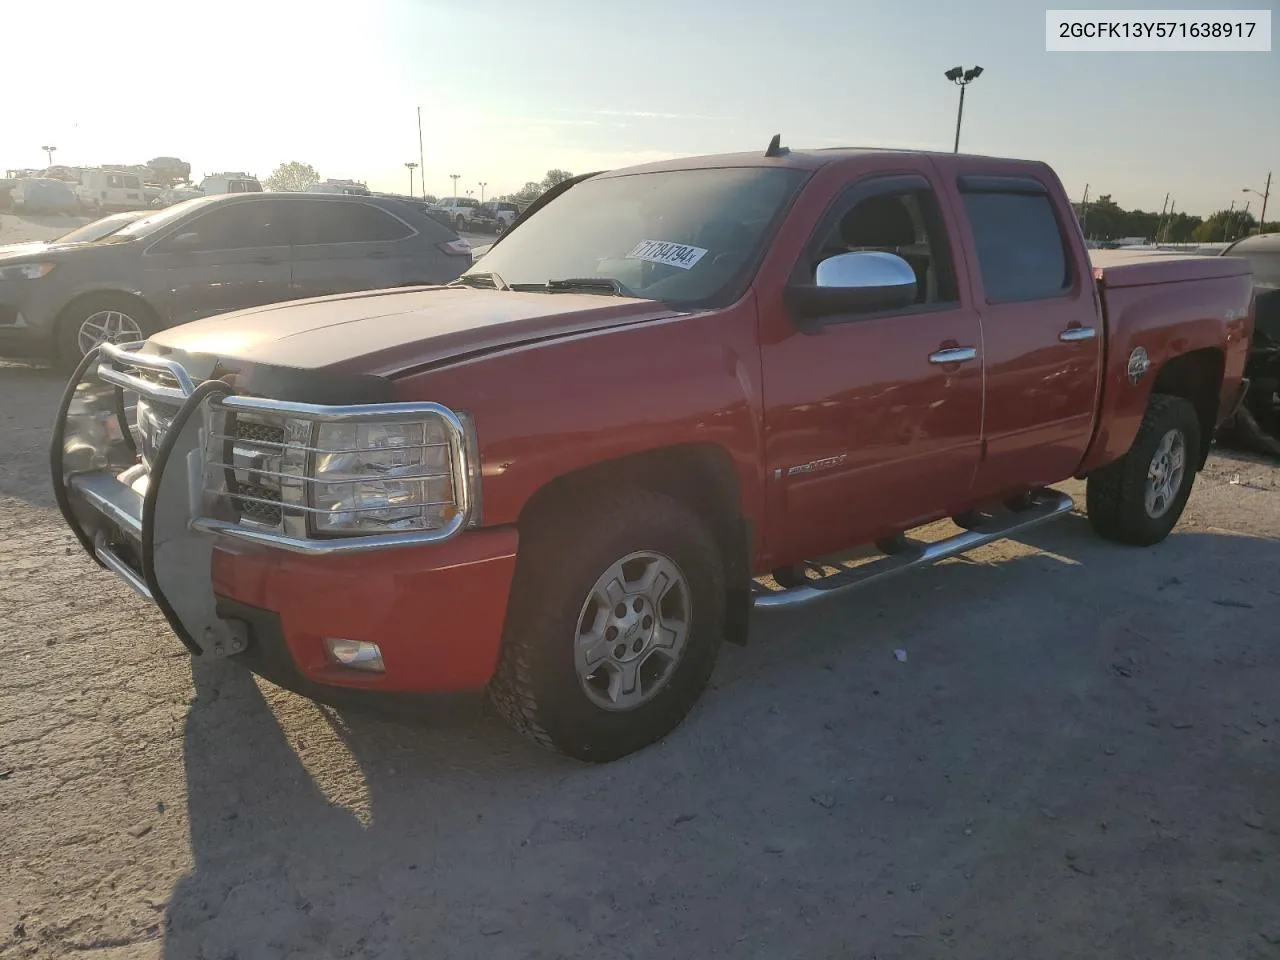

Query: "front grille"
left=235, top=420, right=285, bottom=445
left=224, top=415, right=288, bottom=528
left=230, top=481, right=283, bottom=526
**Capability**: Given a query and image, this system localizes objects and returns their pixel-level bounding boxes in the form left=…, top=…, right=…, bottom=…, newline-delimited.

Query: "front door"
left=143, top=198, right=293, bottom=325
left=760, top=170, right=985, bottom=565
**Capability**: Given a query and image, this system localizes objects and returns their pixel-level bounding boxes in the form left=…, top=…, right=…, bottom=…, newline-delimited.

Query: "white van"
left=199, top=173, right=263, bottom=195
left=76, top=169, right=147, bottom=213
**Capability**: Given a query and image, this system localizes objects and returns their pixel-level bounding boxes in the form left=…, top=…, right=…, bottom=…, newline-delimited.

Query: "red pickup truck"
left=53, top=140, right=1255, bottom=761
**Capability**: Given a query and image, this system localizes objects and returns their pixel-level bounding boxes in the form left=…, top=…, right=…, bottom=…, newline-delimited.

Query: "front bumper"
left=52, top=342, right=518, bottom=697
left=0, top=281, right=58, bottom=355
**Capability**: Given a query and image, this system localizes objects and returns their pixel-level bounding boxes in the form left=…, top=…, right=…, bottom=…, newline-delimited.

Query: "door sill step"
left=752, top=489, right=1075, bottom=610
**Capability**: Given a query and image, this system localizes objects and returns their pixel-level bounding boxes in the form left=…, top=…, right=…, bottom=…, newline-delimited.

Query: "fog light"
left=324, top=638, right=385, bottom=672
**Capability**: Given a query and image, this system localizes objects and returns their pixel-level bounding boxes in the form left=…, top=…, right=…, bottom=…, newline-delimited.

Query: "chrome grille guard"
left=52, top=341, right=480, bottom=639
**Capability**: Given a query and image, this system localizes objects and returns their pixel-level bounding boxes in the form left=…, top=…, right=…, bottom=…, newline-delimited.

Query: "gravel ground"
left=2, top=354, right=1279, bottom=958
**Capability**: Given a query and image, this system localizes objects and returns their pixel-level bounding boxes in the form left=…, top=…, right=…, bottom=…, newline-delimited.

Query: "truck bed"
left=1089, top=249, right=1252, bottom=288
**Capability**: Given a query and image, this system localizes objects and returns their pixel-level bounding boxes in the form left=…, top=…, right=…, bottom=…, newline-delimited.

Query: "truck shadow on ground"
left=161, top=516, right=1280, bottom=960
left=0, top=363, right=69, bottom=510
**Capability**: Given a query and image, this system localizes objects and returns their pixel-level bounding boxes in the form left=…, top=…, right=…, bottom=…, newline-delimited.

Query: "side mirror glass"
left=788, top=251, right=917, bottom=321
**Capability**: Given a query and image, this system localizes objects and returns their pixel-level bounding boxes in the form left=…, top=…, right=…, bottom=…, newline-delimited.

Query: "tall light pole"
left=479, top=181, right=488, bottom=203
left=417, top=107, right=426, bottom=200
left=1243, top=172, right=1272, bottom=233
left=944, top=66, right=983, bottom=153
left=405, top=162, right=418, bottom=197
left=449, top=173, right=460, bottom=200
left=41, top=145, right=57, bottom=166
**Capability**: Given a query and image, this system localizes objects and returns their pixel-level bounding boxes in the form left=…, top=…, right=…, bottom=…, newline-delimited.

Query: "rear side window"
left=292, top=200, right=415, bottom=245
left=961, top=189, right=1070, bottom=302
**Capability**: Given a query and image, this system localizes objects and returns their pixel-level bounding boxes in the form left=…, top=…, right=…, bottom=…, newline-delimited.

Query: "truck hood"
left=146, top=286, right=687, bottom=378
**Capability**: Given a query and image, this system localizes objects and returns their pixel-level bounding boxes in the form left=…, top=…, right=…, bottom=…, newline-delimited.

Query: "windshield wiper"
left=543, top=277, right=632, bottom=296
left=450, top=272, right=509, bottom=291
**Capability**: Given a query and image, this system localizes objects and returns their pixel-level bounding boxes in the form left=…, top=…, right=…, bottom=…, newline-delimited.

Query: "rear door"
left=288, top=197, right=422, bottom=299
left=944, top=173, right=1103, bottom=498
left=142, top=198, right=293, bottom=324
left=760, top=167, right=985, bottom=563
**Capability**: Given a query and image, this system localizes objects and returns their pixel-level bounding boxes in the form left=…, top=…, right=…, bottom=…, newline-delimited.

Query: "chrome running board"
left=752, top=489, right=1075, bottom=609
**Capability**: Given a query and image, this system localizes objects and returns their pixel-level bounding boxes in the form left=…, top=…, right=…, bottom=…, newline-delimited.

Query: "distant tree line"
left=1073, top=193, right=1277, bottom=243
left=498, top=169, right=575, bottom=205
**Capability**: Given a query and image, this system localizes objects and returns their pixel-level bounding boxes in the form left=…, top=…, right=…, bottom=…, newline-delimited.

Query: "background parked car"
left=431, top=196, right=480, bottom=230
left=199, top=173, right=263, bottom=195
left=469, top=200, right=522, bottom=234
left=75, top=169, right=148, bottom=214
left=0, top=193, right=473, bottom=366
left=1219, top=232, right=1280, bottom=456
left=152, top=184, right=204, bottom=208
left=11, top=179, right=80, bottom=215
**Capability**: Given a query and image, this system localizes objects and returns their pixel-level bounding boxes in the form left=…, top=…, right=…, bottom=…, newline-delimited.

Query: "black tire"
left=489, top=489, right=726, bottom=762
left=55, top=293, right=157, bottom=371
left=1217, top=403, right=1280, bottom=459
left=455, top=215, right=465, bottom=231
left=1086, top=393, right=1200, bottom=546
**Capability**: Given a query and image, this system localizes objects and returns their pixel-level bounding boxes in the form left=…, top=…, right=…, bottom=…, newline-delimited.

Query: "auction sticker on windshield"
left=627, top=240, right=708, bottom=270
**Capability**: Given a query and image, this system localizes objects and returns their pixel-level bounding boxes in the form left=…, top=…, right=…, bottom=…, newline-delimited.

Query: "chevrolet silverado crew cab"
left=53, top=139, right=1254, bottom=762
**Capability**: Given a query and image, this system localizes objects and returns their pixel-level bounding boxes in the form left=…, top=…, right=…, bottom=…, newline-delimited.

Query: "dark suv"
left=0, top=192, right=473, bottom=366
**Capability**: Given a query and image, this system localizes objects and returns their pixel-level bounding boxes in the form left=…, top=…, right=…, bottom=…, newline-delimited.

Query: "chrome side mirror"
left=789, top=251, right=918, bottom=322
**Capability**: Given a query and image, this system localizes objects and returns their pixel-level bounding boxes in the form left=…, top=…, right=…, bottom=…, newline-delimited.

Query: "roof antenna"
left=764, top=133, right=789, bottom=158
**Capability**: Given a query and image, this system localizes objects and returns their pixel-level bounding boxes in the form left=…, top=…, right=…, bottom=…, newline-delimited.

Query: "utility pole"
left=417, top=107, right=426, bottom=200
left=1163, top=199, right=1176, bottom=243
left=1079, top=183, right=1090, bottom=236
left=449, top=173, right=460, bottom=200
left=404, top=162, right=418, bottom=197
left=944, top=66, right=984, bottom=153
left=1155, top=192, right=1170, bottom=242
left=41, top=145, right=56, bottom=166
left=479, top=181, right=488, bottom=203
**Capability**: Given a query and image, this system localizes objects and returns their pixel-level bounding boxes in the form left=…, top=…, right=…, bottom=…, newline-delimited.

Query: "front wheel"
left=490, top=489, right=726, bottom=762
left=455, top=215, right=465, bottom=231
left=55, top=294, right=157, bottom=371
left=1086, top=393, right=1201, bottom=546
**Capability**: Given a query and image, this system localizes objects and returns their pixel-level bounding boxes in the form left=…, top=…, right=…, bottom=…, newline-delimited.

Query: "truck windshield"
left=465, top=167, right=808, bottom=305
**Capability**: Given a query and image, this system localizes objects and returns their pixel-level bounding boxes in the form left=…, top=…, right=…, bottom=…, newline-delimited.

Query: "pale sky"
left=6, top=0, right=1277, bottom=216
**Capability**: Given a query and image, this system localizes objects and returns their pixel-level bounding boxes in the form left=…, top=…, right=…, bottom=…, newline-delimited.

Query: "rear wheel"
left=490, top=489, right=725, bottom=762
left=1086, top=393, right=1200, bottom=546
left=56, top=293, right=156, bottom=371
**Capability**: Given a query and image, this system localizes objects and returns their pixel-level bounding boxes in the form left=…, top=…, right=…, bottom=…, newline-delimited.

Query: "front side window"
left=467, top=167, right=807, bottom=305
left=159, top=200, right=290, bottom=251
left=961, top=188, right=1071, bottom=302
left=807, top=186, right=959, bottom=307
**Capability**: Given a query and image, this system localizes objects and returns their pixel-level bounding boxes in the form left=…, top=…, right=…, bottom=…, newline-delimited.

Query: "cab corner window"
left=961, top=189, right=1070, bottom=302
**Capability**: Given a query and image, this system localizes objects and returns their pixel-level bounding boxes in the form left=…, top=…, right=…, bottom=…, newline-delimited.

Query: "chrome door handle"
left=1059, top=326, right=1096, bottom=342
left=928, top=346, right=977, bottom=365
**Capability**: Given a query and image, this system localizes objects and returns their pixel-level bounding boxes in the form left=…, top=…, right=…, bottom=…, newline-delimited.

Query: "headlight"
left=0, top=262, right=55, bottom=281
left=308, top=418, right=458, bottom=534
